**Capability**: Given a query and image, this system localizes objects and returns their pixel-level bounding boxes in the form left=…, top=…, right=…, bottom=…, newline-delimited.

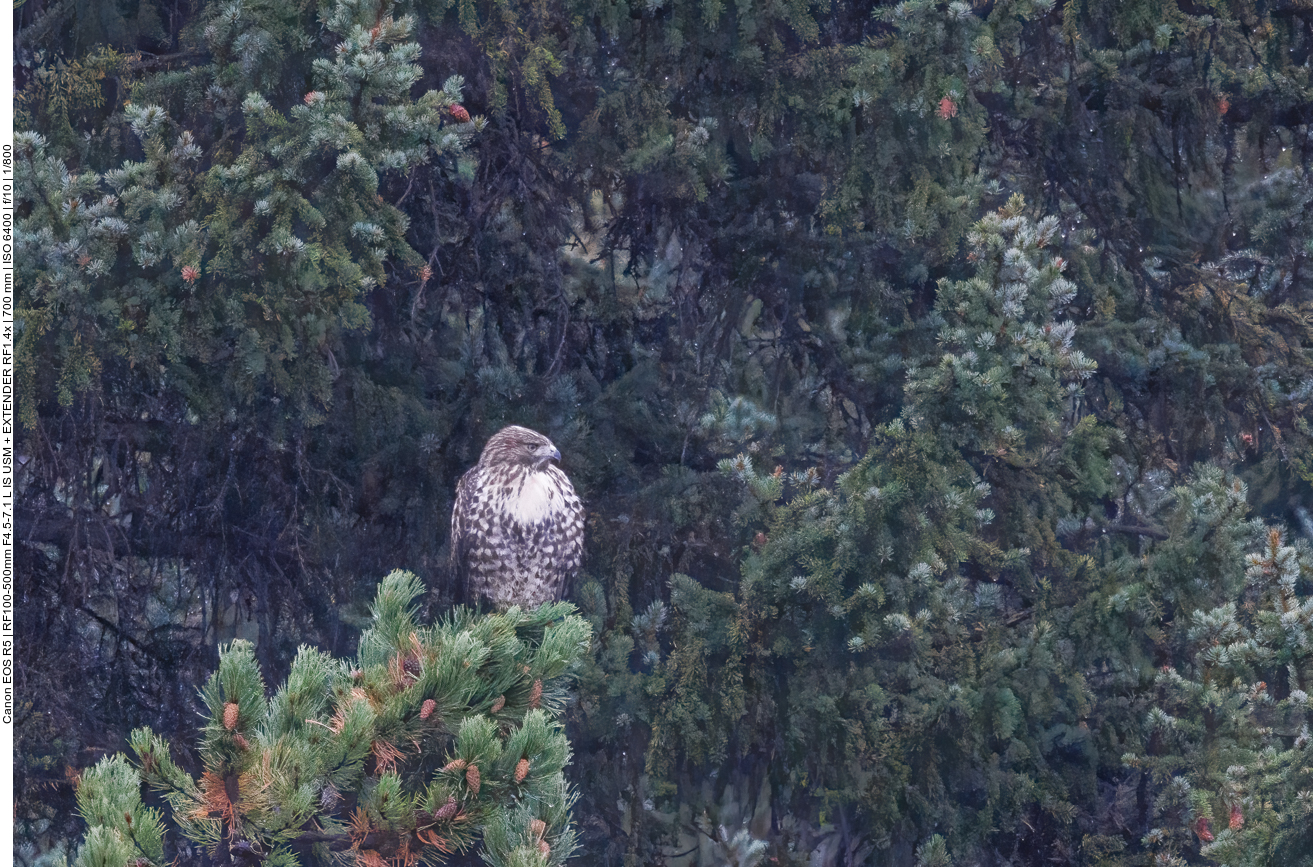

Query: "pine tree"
left=1118, top=474, right=1313, bottom=866
left=904, top=194, right=1111, bottom=561
left=570, top=202, right=1114, bottom=863
left=15, top=0, right=473, bottom=430
left=72, top=571, right=591, bottom=867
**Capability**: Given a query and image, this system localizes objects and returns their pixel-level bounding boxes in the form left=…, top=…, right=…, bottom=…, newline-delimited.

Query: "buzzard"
left=449, top=426, right=584, bottom=610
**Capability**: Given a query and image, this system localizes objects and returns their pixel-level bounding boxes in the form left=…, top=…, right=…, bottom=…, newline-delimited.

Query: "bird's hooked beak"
left=533, top=444, right=562, bottom=470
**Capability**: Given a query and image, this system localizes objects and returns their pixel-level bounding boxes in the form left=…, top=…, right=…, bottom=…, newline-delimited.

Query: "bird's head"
left=482, top=425, right=562, bottom=471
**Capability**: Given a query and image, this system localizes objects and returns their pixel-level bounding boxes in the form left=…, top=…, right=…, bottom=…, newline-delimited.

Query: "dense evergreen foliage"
left=73, top=571, right=590, bottom=867
left=13, top=0, right=1313, bottom=864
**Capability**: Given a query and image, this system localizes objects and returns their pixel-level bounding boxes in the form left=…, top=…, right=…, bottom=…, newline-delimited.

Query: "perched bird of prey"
left=449, top=426, right=584, bottom=610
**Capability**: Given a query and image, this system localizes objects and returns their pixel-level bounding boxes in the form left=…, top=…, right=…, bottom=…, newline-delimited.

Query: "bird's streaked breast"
left=503, top=469, right=564, bottom=525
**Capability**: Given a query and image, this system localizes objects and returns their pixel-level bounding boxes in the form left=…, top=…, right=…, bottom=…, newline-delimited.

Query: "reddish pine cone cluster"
left=449, top=104, right=470, bottom=123
left=515, top=757, right=530, bottom=783
left=529, top=819, right=550, bottom=856
left=420, top=699, right=437, bottom=720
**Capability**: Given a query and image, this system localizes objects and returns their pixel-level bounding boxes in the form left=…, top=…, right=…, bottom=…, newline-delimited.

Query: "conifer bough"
left=72, top=571, right=590, bottom=867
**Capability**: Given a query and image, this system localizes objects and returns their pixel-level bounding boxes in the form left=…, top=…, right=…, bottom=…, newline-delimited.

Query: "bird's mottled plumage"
left=450, top=426, right=584, bottom=609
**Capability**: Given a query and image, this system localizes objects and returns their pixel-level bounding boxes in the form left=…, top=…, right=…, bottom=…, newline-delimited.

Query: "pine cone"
left=1193, top=816, right=1214, bottom=843
left=233, top=733, right=249, bottom=751
left=538, top=841, right=551, bottom=857
left=490, top=695, right=506, bottom=713
left=466, top=764, right=481, bottom=796
left=529, top=679, right=543, bottom=709
left=1229, top=803, right=1244, bottom=831
left=443, top=758, right=467, bottom=773
left=528, top=819, right=547, bottom=839
left=223, top=702, right=239, bottom=731
left=449, top=104, right=470, bottom=123
left=515, top=758, right=530, bottom=783
left=435, top=796, right=458, bottom=820
left=420, top=699, right=437, bottom=720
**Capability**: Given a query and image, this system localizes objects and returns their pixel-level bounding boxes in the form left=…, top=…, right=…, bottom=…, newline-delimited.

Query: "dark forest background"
left=12, top=0, right=1313, bottom=864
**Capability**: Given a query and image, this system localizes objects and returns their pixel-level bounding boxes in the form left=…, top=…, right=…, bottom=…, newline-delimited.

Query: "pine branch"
left=1103, top=523, right=1170, bottom=541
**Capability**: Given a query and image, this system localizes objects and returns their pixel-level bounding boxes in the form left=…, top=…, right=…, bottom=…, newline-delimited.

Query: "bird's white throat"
left=506, top=470, right=559, bottom=524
